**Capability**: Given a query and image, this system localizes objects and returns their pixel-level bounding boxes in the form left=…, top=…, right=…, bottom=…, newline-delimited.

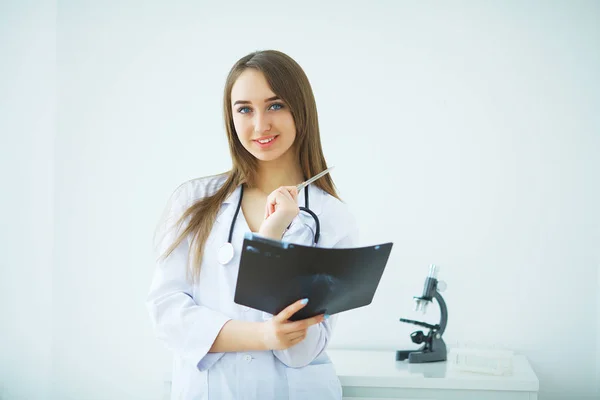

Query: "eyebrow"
left=233, top=96, right=280, bottom=106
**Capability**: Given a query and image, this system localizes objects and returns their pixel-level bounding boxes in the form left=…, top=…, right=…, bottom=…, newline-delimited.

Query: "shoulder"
left=318, top=189, right=353, bottom=220
left=154, top=173, right=229, bottom=250
left=168, top=173, right=229, bottom=209
left=315, top=187, right=359, bottom=247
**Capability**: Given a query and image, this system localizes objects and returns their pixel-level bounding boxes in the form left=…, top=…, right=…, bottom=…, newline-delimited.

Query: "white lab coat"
left=147, top=174, right=358, bottom=400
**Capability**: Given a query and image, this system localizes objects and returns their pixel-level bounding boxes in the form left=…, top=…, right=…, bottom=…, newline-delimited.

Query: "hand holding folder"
left=234, top=233, right=393, bottom=321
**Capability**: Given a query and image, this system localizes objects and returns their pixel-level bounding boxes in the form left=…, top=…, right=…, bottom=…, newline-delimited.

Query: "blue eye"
left=237, top=103, right=284, bottom=114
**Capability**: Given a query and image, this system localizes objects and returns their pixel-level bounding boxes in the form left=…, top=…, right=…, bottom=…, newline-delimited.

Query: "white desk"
left=327, top=349, right=539, bottom=400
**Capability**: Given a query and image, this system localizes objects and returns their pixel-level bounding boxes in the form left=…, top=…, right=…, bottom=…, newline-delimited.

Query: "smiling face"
left=230, top=68, right=297, bottom=162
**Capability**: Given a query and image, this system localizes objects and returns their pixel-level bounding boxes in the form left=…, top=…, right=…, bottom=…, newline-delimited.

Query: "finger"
left=266, top=193, right=279, bottom=216
left=274, top=298, right=309, bottom=323
left=277, top=188, right=295, bottom=203
left=282, top=314, right=324, bottom=333
left=288, top=331, right=307, bottom=343
left=282, top=186, right=299, bottom=202
left=268, top=200, right=276, bottom=216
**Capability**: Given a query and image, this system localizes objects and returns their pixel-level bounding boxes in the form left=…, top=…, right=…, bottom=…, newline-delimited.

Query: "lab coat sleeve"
left=272, top=216, right=359, bottom=368
left=146, top=184, right=231, bottom=372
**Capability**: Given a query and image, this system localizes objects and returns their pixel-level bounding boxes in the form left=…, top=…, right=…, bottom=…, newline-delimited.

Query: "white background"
left=1, top=1, right=598, bottom=399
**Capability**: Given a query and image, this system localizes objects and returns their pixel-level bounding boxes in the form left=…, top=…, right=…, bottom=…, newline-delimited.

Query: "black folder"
left=233, top=232, right=393, bottom=321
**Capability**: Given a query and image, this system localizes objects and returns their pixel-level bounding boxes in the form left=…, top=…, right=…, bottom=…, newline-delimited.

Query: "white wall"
left=0, top=1, right=55, bottom=399
left=597, top=264, right=600, bottom=398
left=2, top=1, right=597, bottom=399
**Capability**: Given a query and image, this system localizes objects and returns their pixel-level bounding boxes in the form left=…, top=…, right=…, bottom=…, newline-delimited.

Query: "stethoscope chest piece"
left=218, top=242, right=234, bottom=265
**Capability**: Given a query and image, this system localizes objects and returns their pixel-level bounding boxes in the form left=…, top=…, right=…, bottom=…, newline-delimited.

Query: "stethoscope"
left=218, top=184, right=321, bottom=265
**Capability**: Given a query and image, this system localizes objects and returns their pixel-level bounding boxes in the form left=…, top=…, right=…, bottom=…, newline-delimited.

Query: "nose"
left=253, top=111, right=272, bottom=134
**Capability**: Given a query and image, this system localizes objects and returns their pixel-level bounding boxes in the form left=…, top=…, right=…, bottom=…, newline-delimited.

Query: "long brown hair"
left=160, top=50, right=340, bottom=282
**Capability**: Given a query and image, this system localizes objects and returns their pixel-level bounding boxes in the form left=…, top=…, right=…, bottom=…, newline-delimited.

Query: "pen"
left=296, top=166, right=335, bottom=192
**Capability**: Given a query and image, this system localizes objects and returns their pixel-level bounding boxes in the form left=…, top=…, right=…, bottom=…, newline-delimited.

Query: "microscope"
left=396, top=264, right=448, bottom=363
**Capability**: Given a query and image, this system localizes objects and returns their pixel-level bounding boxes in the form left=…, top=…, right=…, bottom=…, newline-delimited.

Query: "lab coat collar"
left=222, top=185, right=241, bottom=206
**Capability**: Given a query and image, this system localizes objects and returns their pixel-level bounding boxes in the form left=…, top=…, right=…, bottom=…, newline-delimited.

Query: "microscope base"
left=396, top=337, right=447, bottom=363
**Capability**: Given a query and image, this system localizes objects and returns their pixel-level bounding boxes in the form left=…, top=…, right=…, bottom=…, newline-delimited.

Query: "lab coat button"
left=243, top=354, right=252, bottom=363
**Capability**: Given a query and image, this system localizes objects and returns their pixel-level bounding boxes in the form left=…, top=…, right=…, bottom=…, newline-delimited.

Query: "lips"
left=253, top=134, right=278, bottom=144
left=252, top=134, right=279, bottom=149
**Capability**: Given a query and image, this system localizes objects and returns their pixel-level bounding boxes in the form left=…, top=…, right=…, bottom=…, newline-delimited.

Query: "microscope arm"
left=433, top=290, right=447, bottom=336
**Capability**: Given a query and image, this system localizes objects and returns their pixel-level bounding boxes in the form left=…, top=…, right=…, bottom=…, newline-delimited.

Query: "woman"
left=147, top=49, right=358, bottom=399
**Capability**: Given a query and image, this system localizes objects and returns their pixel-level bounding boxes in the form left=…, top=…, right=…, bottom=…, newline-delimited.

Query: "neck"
left=251, top=151, right=304, bottom=195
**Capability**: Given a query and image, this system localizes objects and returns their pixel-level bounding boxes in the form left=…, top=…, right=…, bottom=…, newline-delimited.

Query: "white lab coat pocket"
left=285, top=362, right=342, bottom=400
